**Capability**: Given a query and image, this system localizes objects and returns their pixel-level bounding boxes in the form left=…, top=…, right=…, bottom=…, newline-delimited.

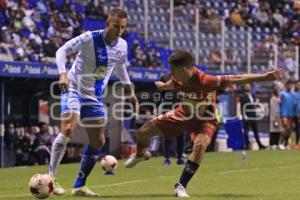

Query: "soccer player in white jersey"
left=49, top=8, right=138, bottom=196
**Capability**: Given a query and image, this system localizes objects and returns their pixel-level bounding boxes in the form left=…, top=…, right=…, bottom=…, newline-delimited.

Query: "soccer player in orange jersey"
left=125, top=49, right=283, bottom=197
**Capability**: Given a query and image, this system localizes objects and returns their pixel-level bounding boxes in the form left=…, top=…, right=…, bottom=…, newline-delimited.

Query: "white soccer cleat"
left=52, top=178, right=65, bottom=195
left=71, top=186, right=99, bottom=196
left=124, top=151, right=151, bottom=168
left=278, top=144, right=286, bottom=150
left=174, top=183, right=190, bottom=198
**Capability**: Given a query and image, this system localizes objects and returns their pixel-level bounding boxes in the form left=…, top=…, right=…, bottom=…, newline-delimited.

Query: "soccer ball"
left=100, top=155, right=118, bottom=174
left=28, top=174, right=53, bottom=199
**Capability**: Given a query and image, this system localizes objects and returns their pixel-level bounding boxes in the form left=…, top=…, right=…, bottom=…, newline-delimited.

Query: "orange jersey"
left=172, top=67, right=229, bottom=118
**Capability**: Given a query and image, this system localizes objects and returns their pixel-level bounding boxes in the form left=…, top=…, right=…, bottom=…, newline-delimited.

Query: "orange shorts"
left=281, top=117, right=293, bottom=129
left=152, top=105, right=217, bottom=140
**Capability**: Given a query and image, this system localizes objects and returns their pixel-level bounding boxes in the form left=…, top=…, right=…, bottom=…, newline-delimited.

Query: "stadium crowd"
left=4, top=122, right=58, bottom=166
left=0, top=0, right=299, bottom=70
left=0, top=0, right=163, bottom=68
left=177, top=0, right=300, bottom=45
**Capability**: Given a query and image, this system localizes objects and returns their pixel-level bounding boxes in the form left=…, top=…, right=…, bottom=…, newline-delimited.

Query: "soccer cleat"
left=71, top=186, right=99, bottom=196
left=278, top=144, right=286, bottom=150
left=163, top=159, right=171, bottom=166
left=177, top=158, right=185, bottom=165
left=52, top=178, right=65, bottom=195
left=124, top=151, right=151, bottom=168
left=174, top=183, right=190, bottom=198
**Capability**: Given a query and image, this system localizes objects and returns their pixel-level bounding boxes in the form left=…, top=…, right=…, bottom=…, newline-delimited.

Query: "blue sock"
left=74, top=145, right=100, bottom=188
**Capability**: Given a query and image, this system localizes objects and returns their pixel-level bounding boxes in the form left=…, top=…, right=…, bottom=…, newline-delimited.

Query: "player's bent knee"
left=61, top=124, right=75, bottom=137
left=193, top=135, right=211, bottom=152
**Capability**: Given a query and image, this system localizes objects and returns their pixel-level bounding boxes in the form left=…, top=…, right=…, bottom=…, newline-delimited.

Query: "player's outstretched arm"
left=155, top=79, right=174, bottom=90
left=227, top=68, right=283, bottom=85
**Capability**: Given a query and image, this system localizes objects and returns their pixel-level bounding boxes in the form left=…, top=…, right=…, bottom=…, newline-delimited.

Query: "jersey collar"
left=103, top=30, right=118, bottom=47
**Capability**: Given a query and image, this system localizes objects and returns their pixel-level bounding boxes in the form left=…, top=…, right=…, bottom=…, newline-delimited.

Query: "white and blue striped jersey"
left=56, top=29, right=131, bottom=100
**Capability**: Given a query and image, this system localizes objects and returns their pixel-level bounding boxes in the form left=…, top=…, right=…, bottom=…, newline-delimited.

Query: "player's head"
left=106, top=8, right=127, bottom=41
left=243, top=83, right=252, bottom=92
left=168, top=49, right=194, bottom=82
left=285, top=80, right=294, bottom=91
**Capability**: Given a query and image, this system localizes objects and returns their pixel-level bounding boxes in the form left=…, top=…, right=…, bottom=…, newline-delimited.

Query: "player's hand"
left=155, top=81, right=166, bottom=90
left=129, top=94, right=139, bottom=114
left=265, top=68, right=284, bottom=81
left=59, top=72, right=69, bottom=92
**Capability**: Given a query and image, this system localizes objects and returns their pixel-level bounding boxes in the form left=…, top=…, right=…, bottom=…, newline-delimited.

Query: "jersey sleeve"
left=56, top=32, right=91, bottom=74
left=200, top=73, right=229, bottom=92
left=114, top=42, right=131, bottom=85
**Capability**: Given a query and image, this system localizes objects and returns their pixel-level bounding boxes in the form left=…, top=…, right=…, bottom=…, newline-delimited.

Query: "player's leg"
left=125, top=107, right=187, bottom=168
left=49, top=92, right=80, bottom=195
left=176, top=134, right=185, bottom=165
left=293, top=116, right=300, bottom=147
left=72, top=119, right=105, bottom=196
left=163, top=138, right=172, bottom=166
left=250, top=120, right=266, bottom=149
left=175, top=125, right=215, bottom=198
left=279, top=117, right=291, bottom=149
left=124, top=121, right=163, bottom=168
left=243, top=120, right=250, bottom=149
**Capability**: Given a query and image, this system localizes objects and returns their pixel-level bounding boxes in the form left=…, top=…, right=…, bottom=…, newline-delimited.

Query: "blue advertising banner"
left=0, top=61, right=169, bottom=82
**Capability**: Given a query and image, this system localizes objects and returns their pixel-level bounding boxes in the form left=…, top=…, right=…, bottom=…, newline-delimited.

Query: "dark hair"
left=285, top=80, right=294, bottom=85
left=109, top=8, right=127, bottom=19
left=168, top=49, right=194, bottom=68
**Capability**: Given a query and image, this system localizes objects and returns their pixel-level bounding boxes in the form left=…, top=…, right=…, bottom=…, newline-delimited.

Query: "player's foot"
left=124, top=151, right=151, bottom=168
left=270, top=145, right=278, bottom=150
left=71, top=186, right=99, bottom=196
left=174, top=182, right=190, bottom=198
left=163, top=159, right=171, bottom=166
left=259, top=145, right=267, bottom=150
left=177, top=158, right=185, bottom=165
left=278, top=144, right=286, bottom=150
left=52, top=178, right=65, bottom=195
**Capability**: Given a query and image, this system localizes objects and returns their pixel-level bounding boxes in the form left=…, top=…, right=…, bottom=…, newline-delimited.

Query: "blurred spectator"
left=230, top=8, right=245, bottom=26
left=0, top=43, right=13, bottom=61
left=279, top=80, right=295, bottom=150
left=225, top=48, right=236, bottom=65
left=158, top=73, right=185, bottom=166
left=130, top=40, right=147, bottom=67
left=240, top=84, right=266, bottom=150
left=4, top=123, right=15, bottom=151
left=33, top=122, right=51, bottom=164
left=145, top=48, right=162, bottom=69
left=293, top=81, right=300, bottom=149
left=85, top=1, right=107, bottom=20
left=14, top=127, right=32, bottom=166
left=282, top=52, right=297, bottom=81
left=269, top=85, right=283, bottom=150
left=254, top=5, right=269, bottom=26
left=208, top=49, right=221, bottom=66
left=272, top=9, right=284, bottom=28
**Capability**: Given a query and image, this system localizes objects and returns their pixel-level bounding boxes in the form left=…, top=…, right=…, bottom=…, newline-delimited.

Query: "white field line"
left=0, top=179, right=148, bottom=198
left=217, top=168, right=259, bottom=175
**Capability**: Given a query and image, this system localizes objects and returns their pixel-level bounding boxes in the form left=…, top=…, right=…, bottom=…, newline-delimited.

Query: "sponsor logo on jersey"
left=93, top=65, right=107, bottom=80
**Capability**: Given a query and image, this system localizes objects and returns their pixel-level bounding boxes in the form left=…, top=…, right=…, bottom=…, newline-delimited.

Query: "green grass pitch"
left=1, top=150, right=300, bottom=200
